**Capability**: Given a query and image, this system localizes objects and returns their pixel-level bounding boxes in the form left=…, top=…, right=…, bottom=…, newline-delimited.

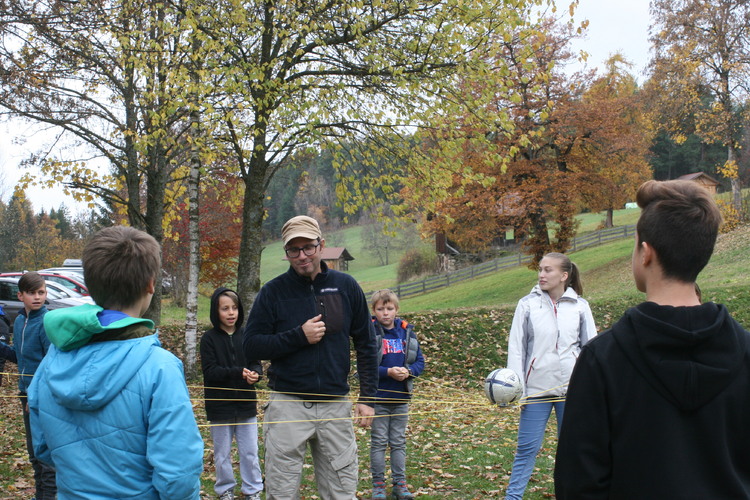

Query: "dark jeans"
left=20, top=393, right=57, bottom=499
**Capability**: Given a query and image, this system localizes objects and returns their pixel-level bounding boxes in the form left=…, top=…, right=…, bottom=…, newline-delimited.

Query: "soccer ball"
left=484, top=368, right=523, bottom=406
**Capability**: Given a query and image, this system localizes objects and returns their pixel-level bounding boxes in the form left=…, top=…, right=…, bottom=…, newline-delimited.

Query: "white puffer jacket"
left=507, top=285, right=597, bottom=398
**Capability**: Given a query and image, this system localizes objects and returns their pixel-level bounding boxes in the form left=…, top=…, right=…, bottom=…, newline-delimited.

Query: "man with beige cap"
left=244, top=215, right=378, bottom=500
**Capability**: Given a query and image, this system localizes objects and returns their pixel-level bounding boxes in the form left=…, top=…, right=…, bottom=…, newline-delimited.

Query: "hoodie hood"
left=615, top=302, right=745, bottom=412
left=41, top=333, right=161, bottom=411
left=39, top=303, right=158, bottom=411
left=44, top=303, right=154, bottom=351
left=209, top=287, right=244, bottom=333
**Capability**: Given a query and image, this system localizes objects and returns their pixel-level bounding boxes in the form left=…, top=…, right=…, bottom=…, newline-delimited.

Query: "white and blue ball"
left=484, top=368, right=523, bottom=405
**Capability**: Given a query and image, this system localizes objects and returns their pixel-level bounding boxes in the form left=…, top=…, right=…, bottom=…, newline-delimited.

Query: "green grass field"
left=1, top=214, right=748, bottom=498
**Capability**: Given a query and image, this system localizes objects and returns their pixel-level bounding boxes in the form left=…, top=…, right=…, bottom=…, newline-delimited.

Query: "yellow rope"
left=1, top=370, right=569, bottom=419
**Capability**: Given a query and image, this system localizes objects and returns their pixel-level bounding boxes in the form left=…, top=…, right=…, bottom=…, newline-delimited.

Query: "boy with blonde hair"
left=369, top=289, right=425, bottom=500
left=28, top=226, right=204, bottom=499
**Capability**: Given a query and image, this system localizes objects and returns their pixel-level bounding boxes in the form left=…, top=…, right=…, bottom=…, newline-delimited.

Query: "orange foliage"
left=162, top=170, right=243, bottom=293
left=414, top=23, right=652, bottom=266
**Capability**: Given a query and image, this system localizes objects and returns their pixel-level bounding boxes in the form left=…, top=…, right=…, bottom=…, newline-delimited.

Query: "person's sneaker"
left=243, top=493, right=262, bottom=500
left=391, top=479, right=414, bottom=500
left=372, top=480, right=387, bottom=499
left=218, top=491, right=235, bottom=500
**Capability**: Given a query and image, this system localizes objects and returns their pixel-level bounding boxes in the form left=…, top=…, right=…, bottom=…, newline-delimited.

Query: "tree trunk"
left=184, top=39, right=202, bottom=378
left=184, top=152, right=201, bottom=378
left=236, top=156, right=268, bottom=312
left=605, top=208, right=614, bottom=228
left=728, top=145, right=742, bottom=216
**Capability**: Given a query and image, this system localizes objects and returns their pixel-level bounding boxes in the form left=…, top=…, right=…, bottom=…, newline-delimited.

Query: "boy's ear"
left=640, top=241, right=655, bottom=267
left=146, top=278, right=156, bottom=295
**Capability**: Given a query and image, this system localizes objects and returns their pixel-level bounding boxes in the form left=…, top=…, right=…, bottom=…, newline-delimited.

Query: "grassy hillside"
left=401, top=225, right=750, bottom=326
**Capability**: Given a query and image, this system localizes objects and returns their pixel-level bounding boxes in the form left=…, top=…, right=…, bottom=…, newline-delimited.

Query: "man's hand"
left=302, top=314, right=326, bottom=344
left=354, top=403, right=374, bottom=428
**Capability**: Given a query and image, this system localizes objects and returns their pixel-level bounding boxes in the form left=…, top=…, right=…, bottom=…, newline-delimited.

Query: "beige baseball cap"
left=281, top=215, right=322, bottom=245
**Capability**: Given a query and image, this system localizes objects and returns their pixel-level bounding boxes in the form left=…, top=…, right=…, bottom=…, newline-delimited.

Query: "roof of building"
left=321, top=247, right=354, bottom=261
left=677, top=172, right=720, bottom=185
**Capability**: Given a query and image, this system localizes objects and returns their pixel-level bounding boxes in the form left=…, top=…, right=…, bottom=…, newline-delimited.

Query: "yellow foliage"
left=717, top=159, right=738, bottom=180
left=716, top=199, right=742, bottom=233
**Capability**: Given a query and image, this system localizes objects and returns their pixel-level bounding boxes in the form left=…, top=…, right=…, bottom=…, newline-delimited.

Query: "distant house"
left=320, top=247, right=354, bottom=271
left=678, top=172, right=720, bottom=195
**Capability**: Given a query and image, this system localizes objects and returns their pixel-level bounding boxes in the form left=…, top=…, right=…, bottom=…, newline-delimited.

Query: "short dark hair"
left=83, top=226, right=161, bottom=309
left=636, top=179, right=722, bottom=282
left=18, top=271, right=46, bottom=294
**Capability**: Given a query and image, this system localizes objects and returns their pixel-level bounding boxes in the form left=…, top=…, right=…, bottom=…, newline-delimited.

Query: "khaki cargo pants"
left=263, top=391, right=358, bottom=500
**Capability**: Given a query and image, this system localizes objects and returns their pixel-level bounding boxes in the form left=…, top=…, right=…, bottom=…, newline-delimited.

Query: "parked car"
left=0, top=277, right=91, bottom=332
left=0, top=272, right=88, bottom=296
left=40, top=266, right=85, bottom=278
left=44, top=281, right=94, bottom=303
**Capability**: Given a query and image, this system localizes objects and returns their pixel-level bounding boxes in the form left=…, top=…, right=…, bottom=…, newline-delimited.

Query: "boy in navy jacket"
left=369, top=289, right=425, bottom=500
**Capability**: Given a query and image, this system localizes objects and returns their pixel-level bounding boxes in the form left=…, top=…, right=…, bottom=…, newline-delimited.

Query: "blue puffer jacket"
left=5, top=306, right=50, bottom=393
left=27, top=304, right=204, bottom=500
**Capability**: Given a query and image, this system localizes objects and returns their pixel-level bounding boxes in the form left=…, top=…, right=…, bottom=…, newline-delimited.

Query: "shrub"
left=397, top=247, right=437, bottom=282
left=717, top=199, right=742, bottom=233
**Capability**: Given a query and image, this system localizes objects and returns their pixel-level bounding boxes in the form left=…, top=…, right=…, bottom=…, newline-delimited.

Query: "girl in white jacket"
left=504, top=252, right=597, bottom=500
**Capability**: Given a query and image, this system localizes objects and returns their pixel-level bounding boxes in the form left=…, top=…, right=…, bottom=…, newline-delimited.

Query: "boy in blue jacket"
left=0, top=271, right=57, bottom=499
left=369, top=289, right=425, bottom=500
left=27, top=226, right=204, bottom=499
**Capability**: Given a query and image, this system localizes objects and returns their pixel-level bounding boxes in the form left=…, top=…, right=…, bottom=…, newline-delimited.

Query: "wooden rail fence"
left=366, top=225, right=635, bottom=300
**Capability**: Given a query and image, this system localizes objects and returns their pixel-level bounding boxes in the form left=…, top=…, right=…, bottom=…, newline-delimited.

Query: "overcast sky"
left=564, top=0, right=652, bottom=80
left=0, top=1, right=654, bottom=213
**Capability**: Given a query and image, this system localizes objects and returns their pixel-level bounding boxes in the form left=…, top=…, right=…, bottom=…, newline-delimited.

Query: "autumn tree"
left=185, top=0, right=542, bottom=308
left=403, top=16, right=591, bottom=265
left=162, top=169, right=243, bottom=307
left=649, top=0, right=750, bottom=215
left=396, top=17, right=653, bottom=265
left=0, top=0, right=206, bottom=321
left=14, top=214, right=65, bottom=270
left=562, top=55, right=653, bottom=227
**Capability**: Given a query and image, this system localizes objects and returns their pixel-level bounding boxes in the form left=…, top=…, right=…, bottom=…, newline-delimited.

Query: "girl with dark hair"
left=504, top=252, right=597, bottom=499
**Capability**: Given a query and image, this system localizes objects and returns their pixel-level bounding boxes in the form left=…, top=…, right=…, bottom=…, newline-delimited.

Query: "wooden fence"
left=366, top=225, right=635, bottom=300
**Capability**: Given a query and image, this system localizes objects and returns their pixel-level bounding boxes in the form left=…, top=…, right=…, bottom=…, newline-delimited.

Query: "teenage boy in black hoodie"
left=555, top=180, right=750, bottom=499
left=201, top=287, right=263, bottom=500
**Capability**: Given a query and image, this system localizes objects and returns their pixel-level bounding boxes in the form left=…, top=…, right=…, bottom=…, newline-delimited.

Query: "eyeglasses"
left=284, top=242, right=320, bottom=258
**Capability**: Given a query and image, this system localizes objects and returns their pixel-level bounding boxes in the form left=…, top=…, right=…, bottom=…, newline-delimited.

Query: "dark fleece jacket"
left=200, top=287, right=262, bottom=422
left=555, top=302, right=750, bottom=500
left=243, top=261, right=378, bottom=404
